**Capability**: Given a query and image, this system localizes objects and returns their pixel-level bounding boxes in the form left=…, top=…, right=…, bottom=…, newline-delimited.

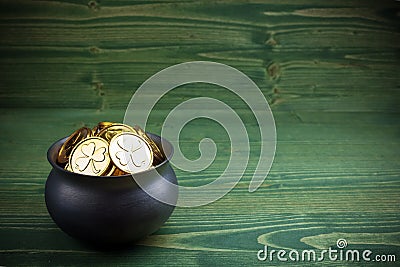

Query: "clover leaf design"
left=115, top=138, right=146, bottom=168
left=75, top=142, right=107, bottom=174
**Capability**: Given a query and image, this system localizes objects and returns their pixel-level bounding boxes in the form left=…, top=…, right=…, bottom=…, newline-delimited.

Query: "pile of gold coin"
left=57, top=122, right=165, bottom=176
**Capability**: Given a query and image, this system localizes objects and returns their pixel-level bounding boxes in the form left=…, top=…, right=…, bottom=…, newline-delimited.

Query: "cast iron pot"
left=45, top=133, right=177, bottom=246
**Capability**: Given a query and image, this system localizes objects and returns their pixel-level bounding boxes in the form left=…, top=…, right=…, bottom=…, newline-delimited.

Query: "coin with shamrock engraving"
left=57, top=127, right=92, bottom=165
left=133, top=125, right=165, bottom=165
left=109, top=132, right=153, bottom=174
left=64, top=162, right=73, bottom=172
left=69, top=137, right=111, bottom=176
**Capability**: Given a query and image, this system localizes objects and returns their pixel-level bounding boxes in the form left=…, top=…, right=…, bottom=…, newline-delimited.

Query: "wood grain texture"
left=0, top=0, right=399, bottom=266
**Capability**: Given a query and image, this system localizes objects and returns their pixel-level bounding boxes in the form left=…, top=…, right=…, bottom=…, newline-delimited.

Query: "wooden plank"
left=0, top=1, right=398, bottom=110
left=0, top=108, right=399, bottom=266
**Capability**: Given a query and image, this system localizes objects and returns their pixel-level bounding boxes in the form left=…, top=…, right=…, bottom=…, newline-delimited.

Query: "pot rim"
left=47, top=132, right=174, bottom=179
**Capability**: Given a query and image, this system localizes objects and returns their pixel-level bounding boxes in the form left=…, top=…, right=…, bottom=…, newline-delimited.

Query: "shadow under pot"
left=45, top=133, right=178, bottom=246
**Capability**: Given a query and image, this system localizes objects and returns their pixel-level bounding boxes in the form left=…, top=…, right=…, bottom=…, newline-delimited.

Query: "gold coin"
left=98, top=121, right=114, bottom=128
left=133, top=125, right=165, bottom=165
left=109, top=132, right=153, bottom=174
left=58, top=127, right=92, bottom=165
left=64, top=162, right=73, bottom=172
left=92, top=125, right=99, bottom=135
left=104, top=163, right=116, bottom=176
left=96, top=123, right=137, bottom=143
left=111, top=168, right=129, bottom=176
left=69, top=137, right=111, bottom=176
left=92, top=121, right=114, bottom=135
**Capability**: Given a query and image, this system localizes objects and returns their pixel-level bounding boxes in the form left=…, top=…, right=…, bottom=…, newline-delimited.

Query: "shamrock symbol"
left=115, top=138, right=146, bottom=168
left=75, top=142, right=107, bottom=174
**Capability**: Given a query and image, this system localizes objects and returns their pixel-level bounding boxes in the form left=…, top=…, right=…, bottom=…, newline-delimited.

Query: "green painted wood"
left=0, top=0, right=399, bottom=266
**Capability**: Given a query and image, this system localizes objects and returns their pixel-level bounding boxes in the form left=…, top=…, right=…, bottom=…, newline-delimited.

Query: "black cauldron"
left=45, top=133, right=177, bottom=246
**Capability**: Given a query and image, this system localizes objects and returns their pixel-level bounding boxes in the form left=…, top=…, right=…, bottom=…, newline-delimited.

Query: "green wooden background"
left=0, top=0, right=399, bottom=266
